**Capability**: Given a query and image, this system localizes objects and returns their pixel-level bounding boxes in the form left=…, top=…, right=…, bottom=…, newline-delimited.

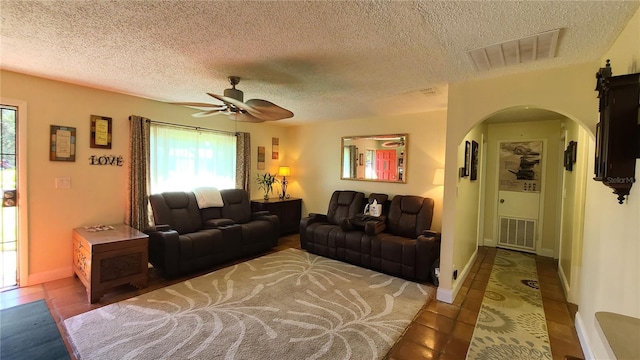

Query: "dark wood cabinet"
left=594, top=61, right=639, bottom=204
left=252, top=198, right=302, bottom=235
left=72, top=224, right=148, bottom=303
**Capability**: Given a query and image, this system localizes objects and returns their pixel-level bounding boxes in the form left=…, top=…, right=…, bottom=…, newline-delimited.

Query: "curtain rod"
left=145, top=119, right=238, bottom=136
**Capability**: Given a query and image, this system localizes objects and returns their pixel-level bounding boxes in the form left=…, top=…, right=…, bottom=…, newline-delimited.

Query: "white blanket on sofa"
left=193, top=187, right=224, bottom=208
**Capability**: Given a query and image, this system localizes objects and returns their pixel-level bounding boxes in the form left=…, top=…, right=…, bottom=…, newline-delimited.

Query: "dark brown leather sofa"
left=146, top=189, right=279, bottom=278
left=300, top=190, right=440, bottom=283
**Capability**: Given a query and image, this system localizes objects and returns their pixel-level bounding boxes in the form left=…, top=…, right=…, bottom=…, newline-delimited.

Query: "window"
left=150, top=124, right=236, bottom=193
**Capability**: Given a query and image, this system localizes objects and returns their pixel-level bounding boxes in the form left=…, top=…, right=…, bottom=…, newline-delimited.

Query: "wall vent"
left=498, top=216, right=536, bottom=252
left=468, top=29, right=561, bottom=72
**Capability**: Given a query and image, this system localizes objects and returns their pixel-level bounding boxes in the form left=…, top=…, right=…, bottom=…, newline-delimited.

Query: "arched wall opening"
left=452, top=105, right=591, bottom=305
left=436, top=61, right=600, bottom=304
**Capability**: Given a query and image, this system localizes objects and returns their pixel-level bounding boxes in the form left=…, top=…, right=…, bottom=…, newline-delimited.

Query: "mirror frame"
left=340, top=134, right=407, bottom=183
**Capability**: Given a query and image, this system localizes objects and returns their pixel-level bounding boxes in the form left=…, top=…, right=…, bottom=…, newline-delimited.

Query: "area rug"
left=64, top=248, right=433, bottom=360
left=1, top=299, right=70, bottom=360
left=466, top=249, right=551, bottom=360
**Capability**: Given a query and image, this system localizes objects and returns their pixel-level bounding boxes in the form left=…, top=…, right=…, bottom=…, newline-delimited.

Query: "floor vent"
left=498, top=216, right=536, bottom=252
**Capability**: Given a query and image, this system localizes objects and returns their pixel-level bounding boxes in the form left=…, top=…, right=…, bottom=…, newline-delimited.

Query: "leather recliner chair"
left=300, top=191, right=440, bottom=283
left=146, top=189, right=279, bottom=278
left=299, top=190, right=365, bottom=258
left=370, top=195, right=440, bottom=282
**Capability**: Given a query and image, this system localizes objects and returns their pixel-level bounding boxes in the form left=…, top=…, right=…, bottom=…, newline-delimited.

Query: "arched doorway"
left=457, top=105, right=590, bottom=304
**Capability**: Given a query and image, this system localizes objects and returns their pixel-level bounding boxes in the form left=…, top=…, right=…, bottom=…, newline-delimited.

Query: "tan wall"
left=577, top=6, right=640, bottom=359
left=1, top=70, right=290, bottom=285
left=452, top=124, right=486, bottom=281
left=287, top=110, right=447, bottom=231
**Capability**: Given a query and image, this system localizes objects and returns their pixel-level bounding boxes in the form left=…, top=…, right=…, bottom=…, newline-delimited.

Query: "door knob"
left=500, top=199, right=505, bottom=203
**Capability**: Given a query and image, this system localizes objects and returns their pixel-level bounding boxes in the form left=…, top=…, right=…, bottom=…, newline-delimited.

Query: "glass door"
left=1, top=105, right=18, bottom=289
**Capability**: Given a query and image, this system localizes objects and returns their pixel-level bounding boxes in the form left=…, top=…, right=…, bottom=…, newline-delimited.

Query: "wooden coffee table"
left=72, top=224, right=149, bottom=303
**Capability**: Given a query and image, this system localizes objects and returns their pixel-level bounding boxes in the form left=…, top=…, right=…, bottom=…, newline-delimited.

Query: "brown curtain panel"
left=236, top=132, right=251, bottom=192
left=126, top=115, right=151, bottom=230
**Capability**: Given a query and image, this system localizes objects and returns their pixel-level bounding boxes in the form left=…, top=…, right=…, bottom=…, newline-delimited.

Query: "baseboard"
left=537, top=247, right=555, bottom=258
left=483, top=238, right=496, bottom=247
left=558, top=264, right=571, bottom=302
left=575, top=311, right=596, bottom=360
left=436, top=248, right=478, bottom=304
left=26, top=266, right=74, bottom=286
left=436, top=287, right=454, bottom=303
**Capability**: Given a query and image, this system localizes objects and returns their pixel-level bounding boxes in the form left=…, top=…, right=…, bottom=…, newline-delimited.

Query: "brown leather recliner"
left=299, top=190, right=365, bottom=258
left=146, top=189, right=279, bottom=278
left=370, top=195, right=440, bottom=282
left=300, top=192, right=440, bottom=283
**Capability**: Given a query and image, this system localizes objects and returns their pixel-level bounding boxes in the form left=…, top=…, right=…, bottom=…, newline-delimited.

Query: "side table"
left=251, top=197, right=302, bottom=235
left=72, top=224, right=149, bottom=303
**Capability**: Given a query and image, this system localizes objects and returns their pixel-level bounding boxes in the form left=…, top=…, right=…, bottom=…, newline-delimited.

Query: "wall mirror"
left=341, top=134, right=407, bottom=183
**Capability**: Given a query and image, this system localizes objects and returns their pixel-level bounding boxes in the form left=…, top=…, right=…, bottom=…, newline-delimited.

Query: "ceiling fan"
left=170, top=76, right=294, bottom=123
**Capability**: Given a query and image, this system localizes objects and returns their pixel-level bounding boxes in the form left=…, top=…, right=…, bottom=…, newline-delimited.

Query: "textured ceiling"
left=1, top=1, right=638, bottom=125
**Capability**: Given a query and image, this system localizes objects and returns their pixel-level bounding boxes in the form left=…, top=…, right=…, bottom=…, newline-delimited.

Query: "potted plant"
left=256, top=172, right=279, bottom=200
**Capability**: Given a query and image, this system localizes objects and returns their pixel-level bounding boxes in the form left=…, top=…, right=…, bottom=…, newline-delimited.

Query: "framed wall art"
left=50, top=125, right=76, bottom=161
left=272, top=137, right=279, bottom=160
left=470, top=140, right=479, bottom=180
left=257, top=146, right=265, bottom=170
left=90, top=115, right=112, bottom=149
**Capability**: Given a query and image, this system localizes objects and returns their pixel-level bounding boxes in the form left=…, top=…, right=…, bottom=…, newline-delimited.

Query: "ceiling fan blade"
left=245, top=99, right=294, bottom=121
left=192, top=109, right=224, bottom=118
left=207, top=93, right=263, bottom=118
left=169, top=102, right=226, bottom=108
left=228, top=112, right=265, bottom=123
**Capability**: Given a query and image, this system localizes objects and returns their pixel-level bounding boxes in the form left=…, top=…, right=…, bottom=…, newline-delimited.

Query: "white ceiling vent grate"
left=467, top=29, right=561, bottom=72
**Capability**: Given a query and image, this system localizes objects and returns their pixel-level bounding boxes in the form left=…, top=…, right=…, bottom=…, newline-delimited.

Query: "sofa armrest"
left=144, top=224, right=171, bottom=232
left=416, top=234, right=441, bottom=283
left=421, top=230, right=441, bottom=241
left=146, top=229, right=181, bottom=278
left=364, top=219, right=387, bottom=236
left=307, top=213, right=328, bottom=222
left=203, top=218, right=235, bottom=228
left=251, top=210, right=271, bottom=219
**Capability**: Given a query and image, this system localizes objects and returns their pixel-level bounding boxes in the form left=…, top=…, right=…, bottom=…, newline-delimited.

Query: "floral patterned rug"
left=64, top=248, right=433, bottom=360
left=466, top=249, right=552, bottom=359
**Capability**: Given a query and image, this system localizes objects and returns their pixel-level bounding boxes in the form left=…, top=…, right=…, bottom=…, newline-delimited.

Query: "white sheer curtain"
left=150, top=124, right=236, bottom=193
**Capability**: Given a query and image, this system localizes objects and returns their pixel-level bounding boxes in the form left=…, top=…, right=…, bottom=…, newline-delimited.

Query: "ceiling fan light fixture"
left=224, top=87, right=243, bottom=102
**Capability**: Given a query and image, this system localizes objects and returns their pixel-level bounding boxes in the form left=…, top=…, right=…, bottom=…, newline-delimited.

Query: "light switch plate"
left=55, top=177, right=71, bottom=189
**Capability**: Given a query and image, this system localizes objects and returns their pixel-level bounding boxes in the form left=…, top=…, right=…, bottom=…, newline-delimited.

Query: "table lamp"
left=278, top=166, right=291, bottom=199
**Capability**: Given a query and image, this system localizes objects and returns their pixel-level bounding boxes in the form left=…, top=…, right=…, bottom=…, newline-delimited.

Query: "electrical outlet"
left=453, top=269, right=458, bottom=280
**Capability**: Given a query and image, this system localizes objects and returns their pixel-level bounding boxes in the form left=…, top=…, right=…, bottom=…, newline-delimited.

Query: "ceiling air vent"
left=467, top=29, right=561, bottom=72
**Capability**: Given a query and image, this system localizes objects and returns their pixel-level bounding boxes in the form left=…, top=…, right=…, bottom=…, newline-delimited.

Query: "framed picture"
left=90, top=115, right=112, bottom=149
left=272, top=137, right=279, bottom=160
left=462, top=140, right=471, bottom=177
left=50, top=125, right=76, bottom=162
left=564, top=147, right=573, bottom=171
left=257, top=146, right=265, bottom=170
left=470, top=140, right=479, bottom=180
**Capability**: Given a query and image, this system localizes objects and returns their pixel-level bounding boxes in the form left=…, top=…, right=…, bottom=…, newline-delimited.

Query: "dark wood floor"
left=0, top=235, right=583, bottom=360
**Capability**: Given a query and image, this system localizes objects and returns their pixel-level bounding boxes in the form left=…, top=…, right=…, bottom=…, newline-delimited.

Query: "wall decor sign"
left=257, top=146, right=265, bottom=170
left=50, top=125, right=76, bottom=161
left=272, top=137, right=279, bottom=160
left=89, top=155, right=124, bottom=166
left=498, top=141, right=542, bottom=192
left=90, top=115, right=112, bottom=149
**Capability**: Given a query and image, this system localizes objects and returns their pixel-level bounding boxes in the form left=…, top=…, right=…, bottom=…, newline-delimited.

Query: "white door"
left=496, top=140, right=544, bottom=253
left=497, top=191, right=540, bottom=252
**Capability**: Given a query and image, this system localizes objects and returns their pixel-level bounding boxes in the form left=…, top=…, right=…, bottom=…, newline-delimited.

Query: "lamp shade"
left=278, top=166, right=291, bottom=177
left=433, top=168, right=445, bottom=185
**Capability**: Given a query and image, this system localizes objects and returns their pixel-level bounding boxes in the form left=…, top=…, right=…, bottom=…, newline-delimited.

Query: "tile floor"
left=0, top=237, right=584, bottom=360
